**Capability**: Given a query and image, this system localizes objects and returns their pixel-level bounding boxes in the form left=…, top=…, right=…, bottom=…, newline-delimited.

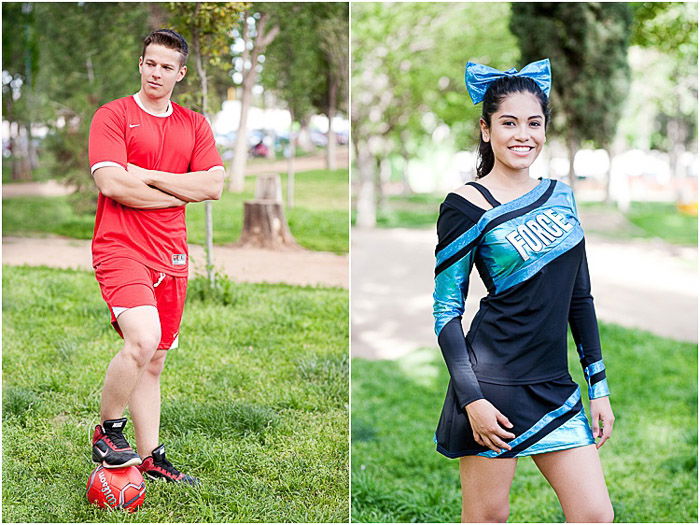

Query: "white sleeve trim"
left=207, top=165, right=225, bottom=172
left=91, top=161, right=124, bottom=174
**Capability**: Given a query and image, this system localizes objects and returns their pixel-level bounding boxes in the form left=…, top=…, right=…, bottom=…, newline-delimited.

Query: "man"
left=88, top=29, right=224, bottom=484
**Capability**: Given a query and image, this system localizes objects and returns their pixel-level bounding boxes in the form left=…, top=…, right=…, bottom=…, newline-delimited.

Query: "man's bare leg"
left=129, top=349, right=167, bottom=457
left=100, top=305, right=161, bottom=422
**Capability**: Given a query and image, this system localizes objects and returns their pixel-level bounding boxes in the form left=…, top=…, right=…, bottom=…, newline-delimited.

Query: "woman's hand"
left=590, top=396, right=614, bottom=449
left=465, top=399, right=515, bottom=453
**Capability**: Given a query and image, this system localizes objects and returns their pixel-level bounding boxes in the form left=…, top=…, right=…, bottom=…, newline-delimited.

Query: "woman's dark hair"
left=476, top=76, right=551, bottom=179
left=142, top=29, right=189, bottom=66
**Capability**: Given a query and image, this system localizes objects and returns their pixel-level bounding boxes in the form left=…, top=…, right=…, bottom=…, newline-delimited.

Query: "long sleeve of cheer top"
left=433, top=204, right=485, bottom=408
left=432, top=179, right=609, bottom=409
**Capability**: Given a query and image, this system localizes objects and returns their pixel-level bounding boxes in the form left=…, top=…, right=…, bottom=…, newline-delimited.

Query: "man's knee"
left=145, top=350, right=167, bottom=377
left=463, top=503, right=509, bottom=523
left=575, top=507, right=614, bottom=523
left=122, top=333, right=161, bottom=367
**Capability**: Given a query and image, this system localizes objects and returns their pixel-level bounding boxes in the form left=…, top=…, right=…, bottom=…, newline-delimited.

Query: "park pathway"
left=351, top=226, right=698, bottom=360
left=2, top=236, right=348, bottom=289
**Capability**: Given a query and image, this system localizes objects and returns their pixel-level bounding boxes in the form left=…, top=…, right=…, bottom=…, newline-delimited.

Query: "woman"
left=432, top=59, right=615, bottom=523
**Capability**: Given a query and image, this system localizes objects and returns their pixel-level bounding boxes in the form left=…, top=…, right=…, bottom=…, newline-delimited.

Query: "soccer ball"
left=86, top=465, right=146, bottom=511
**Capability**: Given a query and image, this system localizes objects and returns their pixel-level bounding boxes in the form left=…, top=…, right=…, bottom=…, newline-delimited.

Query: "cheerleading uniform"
left=433, top=178, right=609, bottom=458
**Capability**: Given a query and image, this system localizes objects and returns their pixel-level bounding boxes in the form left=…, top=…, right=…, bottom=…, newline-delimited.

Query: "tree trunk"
left=326, top=78, right=337, bottom=171
left=355, top=139, right=376, bottom=228
left=566, top=134, right=577, bottom=192
left=287, top=114, right=295, bottom=208
left=229, top=83, right=251, bottom=193
left=376, top=156, right=390, bottom=216
left=228, top=12, right=280, bottom=193
left=668, top=116, right=688, bottom=204
left=12, top=122, right=31, bottom=181
left=400, top=150, right=412, bottom=195
left=238, top=174, right=299, bottom=250
left=297, top=118, right=314, bottom=153
left=255, top=173, right=283, bottom=200
left=192, top=9, right=216, bottom=286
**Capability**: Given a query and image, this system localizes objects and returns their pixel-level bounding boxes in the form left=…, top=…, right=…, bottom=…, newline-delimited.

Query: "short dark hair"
left=476, top=76, right=551, bottom=179
left=142, top=29, right=189, bottom=66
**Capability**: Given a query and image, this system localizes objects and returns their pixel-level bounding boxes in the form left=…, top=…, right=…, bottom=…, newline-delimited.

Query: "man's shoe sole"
left=92, top=456, right=142, bottom=468
left=143, top=471, right=199, bottom=485
left=102, top=457, right=142, bottom=468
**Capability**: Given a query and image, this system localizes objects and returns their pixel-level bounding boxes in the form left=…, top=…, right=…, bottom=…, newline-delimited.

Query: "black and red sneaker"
left=92, top=418, right=142, bottom=469
left=138, top=444, right=199, bottom=485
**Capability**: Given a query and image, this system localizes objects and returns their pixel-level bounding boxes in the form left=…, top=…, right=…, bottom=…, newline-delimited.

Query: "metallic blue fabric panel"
left=473, top=182, right=582, bottom=294
left=584, top=360, right=606, bottom=382
left=435, top=179, right=552, bottom=268
left=477, top=387, right=581, bottom=458
left=516, top=406, right=594, bottom=456
left=589, top=378, right=610, bottom=399
left=433, top=250, right=474, bottom=336
left=493, top=227, right=584, bottom=293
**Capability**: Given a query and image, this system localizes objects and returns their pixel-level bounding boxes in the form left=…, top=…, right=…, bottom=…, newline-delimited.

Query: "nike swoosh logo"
left=129, top=124, right=140, bottom=128
left=96, top=447, right=108, bottom=457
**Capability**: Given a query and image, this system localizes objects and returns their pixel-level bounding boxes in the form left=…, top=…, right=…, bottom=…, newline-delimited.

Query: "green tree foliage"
left=628, top=2, right=697, bottom=153
left=351, top=2, right=518, bottom=226
left=510, top=2, right=633, bottom=186
left=18, top=3, right=151, bottom=211
left=2, top=3, right=41, bottom=180
left=166, top=2, right=248, bottom=117
left=262, top=3, right=348, bottom=122
left=261, top=4, right=321, bottom=124
left=261, top=2, right=348, bottom=174
left=631, top=2, right=698, bottom=63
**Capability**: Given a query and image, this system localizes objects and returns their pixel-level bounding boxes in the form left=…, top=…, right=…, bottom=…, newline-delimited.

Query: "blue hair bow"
left=464, top=58, right=551, bottom=105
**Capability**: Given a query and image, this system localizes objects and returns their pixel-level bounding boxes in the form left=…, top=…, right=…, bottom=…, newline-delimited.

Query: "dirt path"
left=1, top=148, right=349, bottom=199
left=351, top=227, right=697, bottom=360
left=2, top=236, right=348, bottom=289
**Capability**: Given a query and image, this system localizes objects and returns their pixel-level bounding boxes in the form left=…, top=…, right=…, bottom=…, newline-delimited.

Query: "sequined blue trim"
left=589, top=378, right=610, bottom=399
left=584, top=360, right=606, bottom=382
left=515, top=407, right=594, bottom=456
left=493, top=227, right=583, bottom=293
left=435, top=180, right=551, bottom=268
left=477, top=387, right=581, bottom=458
left=435, top=224, right=480, bottom=268
left=433, top=251, right=474, bottom=335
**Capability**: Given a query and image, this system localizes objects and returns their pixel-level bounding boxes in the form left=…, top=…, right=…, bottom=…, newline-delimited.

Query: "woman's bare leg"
left=532, top=445, right=613, bottom=523
left=459, top=456, right=518, bottom=523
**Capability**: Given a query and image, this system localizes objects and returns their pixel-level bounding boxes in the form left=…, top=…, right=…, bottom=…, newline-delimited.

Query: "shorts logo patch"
left=172, top=254, right=187, bottom=266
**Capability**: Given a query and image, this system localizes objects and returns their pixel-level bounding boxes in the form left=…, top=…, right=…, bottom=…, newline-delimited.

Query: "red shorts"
left=94, top=257, right=187, bottom=350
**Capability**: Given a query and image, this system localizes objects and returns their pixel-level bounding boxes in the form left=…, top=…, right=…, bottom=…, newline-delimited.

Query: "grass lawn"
left=3, top=265, right=349, bottom=522
left=351, top=323, right=697, bottom=523
left=579, top=201, right=698, bottom=247
left=351, top=193, right=442, bottom=230
left=2, top=168, right=349, bottom=254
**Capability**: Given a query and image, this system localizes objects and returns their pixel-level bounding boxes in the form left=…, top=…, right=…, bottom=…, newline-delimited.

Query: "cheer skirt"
left=435, top=374, right=594, bottom=458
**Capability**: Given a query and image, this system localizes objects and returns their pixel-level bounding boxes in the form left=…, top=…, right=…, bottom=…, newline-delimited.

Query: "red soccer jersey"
left=88, top=94, right=223, bottom=277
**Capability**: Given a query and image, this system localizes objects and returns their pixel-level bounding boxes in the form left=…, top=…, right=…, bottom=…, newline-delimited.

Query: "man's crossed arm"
left=93, top=164, right=225, bottom=209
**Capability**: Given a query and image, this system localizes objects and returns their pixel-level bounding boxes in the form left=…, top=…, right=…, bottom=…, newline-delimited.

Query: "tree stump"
left=254, top=173, right=283, bottom=201
left=237, top=174, right=300, bottom=250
